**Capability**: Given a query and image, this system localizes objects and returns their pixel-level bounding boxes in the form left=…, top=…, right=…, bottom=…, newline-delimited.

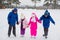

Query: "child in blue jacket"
left=40, top=10, right=55, bottom=39
left=7, top=8, right=19, bottom=37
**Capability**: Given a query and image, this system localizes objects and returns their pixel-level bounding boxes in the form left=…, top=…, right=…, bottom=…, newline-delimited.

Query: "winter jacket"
left=28, top=16, right=41, bottom=29
left=20, top=19, right=28, bottom=29
left=7, top=8, right=18, bottom=26
left=40, top=10, right=55, bottom=28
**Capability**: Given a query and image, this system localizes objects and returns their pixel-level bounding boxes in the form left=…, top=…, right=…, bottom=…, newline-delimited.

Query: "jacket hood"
left=44, top=10, right=50, bottom=16
left=12, top=8, right=17, bottom=12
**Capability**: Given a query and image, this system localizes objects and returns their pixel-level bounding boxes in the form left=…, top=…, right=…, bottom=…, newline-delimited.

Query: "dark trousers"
left=44, top=28, right=48, bottom=36
left=21, top=28, right=25, bottom=35
left=8, top=25, right=16, bottom=37
left=21, top=21, right=25, bottom=35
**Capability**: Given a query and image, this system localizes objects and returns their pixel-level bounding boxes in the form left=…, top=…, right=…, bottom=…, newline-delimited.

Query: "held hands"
left=39, top=20, right=41, bottom=23
left=17, top=21, right=19, bottom=25
left=23, top=25, right=29, bottom=29
left=40, top=21, right=41, bottom=23
left=26, top=24, right=29, bottom=28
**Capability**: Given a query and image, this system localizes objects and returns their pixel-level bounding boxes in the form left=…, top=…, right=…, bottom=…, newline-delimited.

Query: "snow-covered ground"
left=0, top=9, right=60, bottom=40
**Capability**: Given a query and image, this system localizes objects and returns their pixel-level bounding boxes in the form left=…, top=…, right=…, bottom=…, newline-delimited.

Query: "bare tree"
left=32, top=0, right=41, bottom=8
left=44, top=0, right=48, bottom=2
left=50, top=0, right=52, bottom=3
left=44, top=0, right=53, bottom=3
left=0, top=0, right=3, bottom=4
left=53, top=0, right=57, bottom=9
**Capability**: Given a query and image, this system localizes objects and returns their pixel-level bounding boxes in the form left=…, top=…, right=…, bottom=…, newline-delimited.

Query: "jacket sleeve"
left=16, top=14, right=18, bottom=22
left=40, top=15, right=43, bottom=21
left=50, top=16, right=55, bottom=24
left=7, top=12, right=11, bottom=24
left=28, top=17, right=31, bottom=25
left=36, top=16, right=41, bottom=23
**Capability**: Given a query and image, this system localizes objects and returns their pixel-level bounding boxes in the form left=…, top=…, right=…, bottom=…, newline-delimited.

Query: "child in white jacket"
left=19, top=13, right=28, bottom=37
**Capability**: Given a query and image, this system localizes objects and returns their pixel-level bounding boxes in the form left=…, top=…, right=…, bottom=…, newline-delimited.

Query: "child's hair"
left=21, top=13, right=25, bottom=19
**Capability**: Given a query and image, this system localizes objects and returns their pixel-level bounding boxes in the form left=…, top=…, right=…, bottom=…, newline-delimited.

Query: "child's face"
left=14, top=11, right=17, bottom=14
left=45, top=15, right=48, bottom=17
left=32, top=14, right=35, bottom=18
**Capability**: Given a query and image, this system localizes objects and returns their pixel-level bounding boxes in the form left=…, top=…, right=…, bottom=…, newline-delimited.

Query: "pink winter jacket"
left=28, top=16, right=41, bottom=29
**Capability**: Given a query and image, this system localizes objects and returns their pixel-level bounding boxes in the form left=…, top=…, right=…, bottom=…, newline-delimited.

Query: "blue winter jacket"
left=40, top=10, right=55, bottom=28
left=7, top=8, right=18, bottom=26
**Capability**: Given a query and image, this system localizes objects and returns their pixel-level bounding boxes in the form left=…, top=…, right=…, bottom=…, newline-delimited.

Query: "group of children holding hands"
left=7, top=8, right=55, bottom=39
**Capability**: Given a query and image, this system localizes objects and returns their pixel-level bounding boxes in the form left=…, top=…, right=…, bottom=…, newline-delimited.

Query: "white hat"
left=21, top=13, right=25, bottom=19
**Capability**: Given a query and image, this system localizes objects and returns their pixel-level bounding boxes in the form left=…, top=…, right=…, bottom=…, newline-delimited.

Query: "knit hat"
left=44, top=9, right=50, bottom=16
left=12, top=8, right=17, bottom=12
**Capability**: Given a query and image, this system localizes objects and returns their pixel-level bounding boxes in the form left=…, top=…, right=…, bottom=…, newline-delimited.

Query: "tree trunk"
left=53, top=0, right=56, bottom=9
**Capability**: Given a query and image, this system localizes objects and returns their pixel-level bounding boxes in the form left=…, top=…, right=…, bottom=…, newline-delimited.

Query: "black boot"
left=8, top=33, right=10, bottom=37
left=13, top=34, right=16, bottom=37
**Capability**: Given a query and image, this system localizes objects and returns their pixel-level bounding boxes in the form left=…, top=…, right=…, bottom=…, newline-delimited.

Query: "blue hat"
left=13, top=8, right=17, bottom=11
left=12, top=8, right=17, bottom=12
left=44, top=10, right=50, bottom=16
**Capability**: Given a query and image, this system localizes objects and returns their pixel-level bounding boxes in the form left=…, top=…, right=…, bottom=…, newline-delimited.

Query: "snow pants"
left=21, top=28, right=25, bottom=35
left=8, top=25, right=16, bottom=37
left=44, top=28, right=49, bottom=36
left=30, top=29, right=37, bottom=36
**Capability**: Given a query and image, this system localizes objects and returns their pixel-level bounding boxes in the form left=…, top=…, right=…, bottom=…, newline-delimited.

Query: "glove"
left=40, top=21, right=41, bottom=23
left=54, top=22, right=55, bottom=25
left=17, top=21, right=19, bottom=25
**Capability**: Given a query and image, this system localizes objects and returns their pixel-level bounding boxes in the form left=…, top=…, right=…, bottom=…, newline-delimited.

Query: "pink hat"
left=32, top=12, right=35, bottom=14
left=32, top=12, right=36, bottom=17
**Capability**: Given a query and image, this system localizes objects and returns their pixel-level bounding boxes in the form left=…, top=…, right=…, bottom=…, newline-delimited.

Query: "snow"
left=0, top=9, right=60, bottom=40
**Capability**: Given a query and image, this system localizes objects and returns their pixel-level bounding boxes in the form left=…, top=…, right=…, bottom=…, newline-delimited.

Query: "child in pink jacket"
left=28, top=12, right=41, bottom=38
